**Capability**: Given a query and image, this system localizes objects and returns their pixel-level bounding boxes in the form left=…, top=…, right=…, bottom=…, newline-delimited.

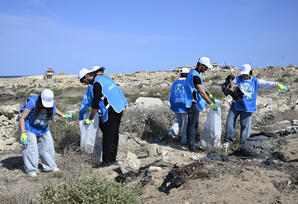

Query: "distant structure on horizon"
left=45, top=68, right=55, bottom=79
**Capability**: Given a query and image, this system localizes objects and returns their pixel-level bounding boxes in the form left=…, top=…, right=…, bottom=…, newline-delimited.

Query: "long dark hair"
left=34, top=96, right=53, bottom=120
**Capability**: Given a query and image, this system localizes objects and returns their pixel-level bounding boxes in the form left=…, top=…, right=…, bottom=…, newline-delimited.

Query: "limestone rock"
left=135, top=97, right=163, bottom=108
left=0, top=104, right=20, bottom=119
left=146, top=143, right=159, bottom=157
left=119, top=151, right=141, bottom=174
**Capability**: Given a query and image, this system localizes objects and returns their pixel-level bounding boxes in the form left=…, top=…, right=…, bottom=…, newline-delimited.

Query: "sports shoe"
left=223, top=142, right=230, bottom=154
left=27, top=172, right=37, bottom=177
left=51, top=167, right=60, bottom=173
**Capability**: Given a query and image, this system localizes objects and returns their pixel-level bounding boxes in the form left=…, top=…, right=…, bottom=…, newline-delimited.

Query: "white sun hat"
left=91, top=65, right=105, bottom=73
left=41, top=89, right=54, bottom=108
left=240, top=64, right=252, bottom=75
left=78, top=68, right=91, bottom=80
left=181, top=68, right=190, bottom=74
left=198, top=57, right=213, bottom=68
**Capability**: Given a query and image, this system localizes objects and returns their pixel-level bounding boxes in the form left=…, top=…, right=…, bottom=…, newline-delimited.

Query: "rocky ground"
left=0, top=66, right=297, bottom=203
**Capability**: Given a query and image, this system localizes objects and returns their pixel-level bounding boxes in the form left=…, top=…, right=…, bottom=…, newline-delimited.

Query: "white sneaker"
left=223, top=142, right=230, bottom=154
left=51, top=167, right=60, bottom=173
left=27, top=172, right=37, bottom=177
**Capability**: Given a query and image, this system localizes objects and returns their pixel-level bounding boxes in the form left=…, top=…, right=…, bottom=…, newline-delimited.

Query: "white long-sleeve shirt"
left=257, top=79, right=278, bottom=89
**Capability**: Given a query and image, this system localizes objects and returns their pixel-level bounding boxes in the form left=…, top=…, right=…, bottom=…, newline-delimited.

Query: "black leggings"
left=101, top=107, right=123, bottom=163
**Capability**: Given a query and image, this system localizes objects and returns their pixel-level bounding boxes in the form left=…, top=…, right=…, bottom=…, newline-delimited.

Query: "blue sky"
left=0, top=0, right=298, bottom=76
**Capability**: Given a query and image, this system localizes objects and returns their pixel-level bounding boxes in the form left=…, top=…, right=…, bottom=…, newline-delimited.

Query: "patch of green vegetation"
left=147, top=87, right=171, bottom=101
left=208, top=86, right=225, bottom=100
left=65, top=96, right=83, bottom=105
left=50, top=112, right=80, bottom=153
left=38, top=173, right=141, bottom=204
left=294, top=78, right=298, bottom=83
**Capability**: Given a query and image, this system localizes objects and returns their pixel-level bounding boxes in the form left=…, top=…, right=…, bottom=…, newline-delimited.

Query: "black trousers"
left=101, top=107, right=123, bottom=164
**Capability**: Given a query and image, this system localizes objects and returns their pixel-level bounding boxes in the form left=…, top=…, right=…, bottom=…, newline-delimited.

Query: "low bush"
left=38, top=173, right=141, bottom=204
left=50, top=112, right=80, bottom=153
left=208, top=86, right=225, bottom=100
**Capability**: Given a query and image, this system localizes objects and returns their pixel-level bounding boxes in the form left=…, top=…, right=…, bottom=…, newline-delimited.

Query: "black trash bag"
left=221, top=75, right=244, bottom=106
left=240, top=136, right=271, bottom=158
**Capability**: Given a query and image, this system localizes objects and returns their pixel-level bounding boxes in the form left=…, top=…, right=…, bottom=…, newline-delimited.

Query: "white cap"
left=198, top=57, right=212, bottom=68
left=240, top=64, right=252, bottom=75
left=91, top=65, right=105, bottom=73
left=78, top=68, right=90, bottom=80
left=41, top=89, right=54, bottom=108
left=181, top=68, right=190, bottom=74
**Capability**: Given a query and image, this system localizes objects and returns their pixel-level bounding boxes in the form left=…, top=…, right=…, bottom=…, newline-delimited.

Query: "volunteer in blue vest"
left=168, top=68, right=189, bottom=145
left=78, top=66, right=105, bottom=121
left=18, top=89, right=72, bottom=177
left=84, top=71, right=128, bottom=167
left=223, top=64, right=288, bottom=152
left=184, top=57, right=218, bottom=151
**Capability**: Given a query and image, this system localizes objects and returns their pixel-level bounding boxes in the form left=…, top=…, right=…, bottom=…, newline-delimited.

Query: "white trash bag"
left=79, top=112, right=102, bottom=162
left=199, top=102, right=222, bottom=149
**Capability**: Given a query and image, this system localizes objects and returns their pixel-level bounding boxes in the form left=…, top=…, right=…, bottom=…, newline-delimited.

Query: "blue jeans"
left=168, top=112, right=188, bottom=144
left=224, top=103, right=252, bottom=145
left=21, top=130, right=57, bottom=173
left=187, top=103, right=199, bottom=148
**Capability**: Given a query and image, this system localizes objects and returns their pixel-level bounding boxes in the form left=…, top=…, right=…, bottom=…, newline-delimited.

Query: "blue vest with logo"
left=79, top=85, right=94, bottom=120
left=184, top=69, right=207, bottom=111
left=235, top=76, right=258, bottom=112
left=93, top=75, right=128, bottom=122
left=169, top=78, right=187, bottom=113
left=17, top=95, right=56, bottom=135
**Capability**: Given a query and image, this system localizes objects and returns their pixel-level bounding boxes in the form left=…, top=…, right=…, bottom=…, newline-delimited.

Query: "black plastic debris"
left=200, top=152, right=229, bottom=162
left=239, top=136, right=271, bottom=158
left=221, top=74, right=244, bottom=106
left=158, top=170, right=185, bottom=195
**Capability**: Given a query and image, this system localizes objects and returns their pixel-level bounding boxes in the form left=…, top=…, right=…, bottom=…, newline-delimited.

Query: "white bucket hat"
left=41, top=89, right=54, bottom=108
left=91, top=65, right=105, bottom=73
left=198, top=57, right=213, bottom=68
left=181, top=68, right=190, bottom=74
left=240, top=64, right=252, bottom=75
left=78, top=68, right=91, bottom=80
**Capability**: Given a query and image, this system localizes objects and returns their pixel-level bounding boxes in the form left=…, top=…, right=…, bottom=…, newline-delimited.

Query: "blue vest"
left=184, top=69, right=207, bottom=111
left=93, top=75, right=128, bottom=122
left=169, top=78, right=187, bottom=113
left=235, top=76, right=258, bottom=112
left=79, top=85, right=94, bottom=120
left=17, top=95, right=56, bottom=135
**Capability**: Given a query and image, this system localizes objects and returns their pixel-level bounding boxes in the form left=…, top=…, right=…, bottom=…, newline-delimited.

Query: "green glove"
left=84, top=118, right=94, bottom=125
left=210, top=103, right=218, bottom=111
left=277, top=83, right=288, bottom=92
left=87, top=107, right=92, bottom=111
left=62, top=114, right=73, bottom=119
left=209, top=94, right=216, bottom=103
left=20, top=132, right=28, bottom=145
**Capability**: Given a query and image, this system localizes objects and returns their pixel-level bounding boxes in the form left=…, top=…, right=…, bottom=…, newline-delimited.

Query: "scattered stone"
left=119, top=151, right=141, bottom=174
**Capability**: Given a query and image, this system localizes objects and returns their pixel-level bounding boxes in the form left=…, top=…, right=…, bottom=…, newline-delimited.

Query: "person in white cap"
left=223, top=64, right=288, bottom=153
left=184, top=57, right=218, bottom=151
left=91, top=65, right=105, bottom=76
left=17, top=89, right=71, bottom=177
left=168, top=68, right=190, bottom=145
left=78, top=68, right=94, bottom=120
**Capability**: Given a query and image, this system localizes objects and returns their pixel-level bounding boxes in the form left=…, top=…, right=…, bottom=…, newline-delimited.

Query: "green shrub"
left=208, top=86, right=225, bottom=100
left=147, top=87, right=170, bottom=101
left=294, top=78, right=298, bottom=83
left=50, top=112, right=81, bottom=153
left=38, top=173, right=141, bottom=204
